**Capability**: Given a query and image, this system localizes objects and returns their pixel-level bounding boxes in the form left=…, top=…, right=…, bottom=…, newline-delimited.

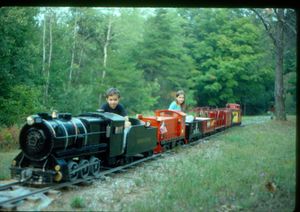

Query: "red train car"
left=214, top=108, right=233, bottom=130
left=226, top=103, right=242, bottom=125
left=137, top=110, right=186, bottom=153
left=195, top=117, right=215, bottom=135
left=193, top=107, right=217, bottom=135
left=192, top=106, right=232, bottom=134
left=223, top=108, right=233, bottom=128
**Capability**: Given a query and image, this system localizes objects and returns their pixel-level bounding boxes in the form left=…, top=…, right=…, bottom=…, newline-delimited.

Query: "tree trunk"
left=102, top=17, right=112, bottom=80
left=99, top=17, right=113, bottom=107
left=74, top=48, right=83, bottom=83
left=252, top=8, right=287, bottom=121
left=44, top=13, right=52, bottom=105
left=42, top=15, right=46, bottom=75
left=274, top=9, right=286, bottom=120
left=69, top=14, right=77, bottom=90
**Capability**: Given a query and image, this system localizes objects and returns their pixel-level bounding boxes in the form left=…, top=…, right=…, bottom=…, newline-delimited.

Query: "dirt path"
left=43, top=160, right=163, bottom=211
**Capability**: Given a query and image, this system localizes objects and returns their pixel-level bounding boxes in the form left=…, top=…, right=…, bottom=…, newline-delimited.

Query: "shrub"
left=0, top=125, right=20, bottom=151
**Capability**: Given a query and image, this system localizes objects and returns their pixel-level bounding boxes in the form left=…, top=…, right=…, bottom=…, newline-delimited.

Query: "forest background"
left=0, top=7, right=297, bottom=127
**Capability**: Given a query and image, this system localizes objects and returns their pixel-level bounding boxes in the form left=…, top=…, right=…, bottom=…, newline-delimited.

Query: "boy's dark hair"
left=105, top=87, right=121, bottom=98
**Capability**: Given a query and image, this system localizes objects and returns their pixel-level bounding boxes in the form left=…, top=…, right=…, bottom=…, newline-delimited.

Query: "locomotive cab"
left=124, top=118, right=157, bottom=157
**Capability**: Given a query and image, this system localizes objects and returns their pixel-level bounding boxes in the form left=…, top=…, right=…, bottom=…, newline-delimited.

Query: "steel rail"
left=0, top=154, right=162, bottom=208
left=0, top=181, right=22, bottom=191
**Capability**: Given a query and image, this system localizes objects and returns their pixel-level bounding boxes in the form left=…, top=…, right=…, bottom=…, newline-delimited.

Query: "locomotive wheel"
left=163, top=145, right=170, bottom=151
left=68, top=161, right=79, bottom=182
left=125, top=156, right=133, bottom=164
left=149, top=150, right=154, bottom=156
left=79, top=159, right=90, bottom=179
left=144, top=150, right=153, bottom=157
left=176, top=140, right=183, bottom=146
left=89, top=157, right=101, bottom=177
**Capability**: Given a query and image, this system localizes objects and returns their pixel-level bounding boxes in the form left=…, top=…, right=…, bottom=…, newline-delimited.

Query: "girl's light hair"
left=176, top=90, right=185, bottom=97
left=175, top=90, right=186, bottom=111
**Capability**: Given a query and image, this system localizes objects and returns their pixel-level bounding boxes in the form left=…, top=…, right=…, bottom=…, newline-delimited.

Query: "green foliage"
left=51, top=85, right=98, bottom=114
left=0, top=85, right=44, bottom=126
left=284, top=71, right=297, bottom=114
left=103, top=9, right=160, bottom=113
left=105, top=65, right=160, bottom=113
left=180, top=9, right=275, bottom=112
left=0, top=7, right=296, bottom=125
left=137, top=9, right=195, bottom=108
left=0, top=8, right=41, bottom=126
left=283, top=38, right=296, bottom=106
left=70, top=196, right=86, bottom=208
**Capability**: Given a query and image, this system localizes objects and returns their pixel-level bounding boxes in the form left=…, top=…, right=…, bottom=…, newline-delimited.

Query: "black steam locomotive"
left=10, top=111, right=157, bottom=184
left=11, top=104, right=242, bottom=184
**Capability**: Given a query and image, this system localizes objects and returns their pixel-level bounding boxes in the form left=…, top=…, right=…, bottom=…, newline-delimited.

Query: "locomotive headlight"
left=12, top=160, right=16, bottom=166
left=54, top=165, right=61, bottom=171
left=51, top=110, right=58, bottom=118
left=26, top=115, right=43, bottom=125
left=26, top=116, right=35, bottom=125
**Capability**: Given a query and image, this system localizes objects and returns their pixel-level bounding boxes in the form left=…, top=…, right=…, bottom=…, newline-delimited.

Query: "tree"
left=137, top=8, right=195, bottom=109
left=179, top=8, right=274, bottom=114
left=102, top=8, right=160, bottom=113
left=0, top=7, right=42, bottom=126
left=252, top=8, right=296, bottom=120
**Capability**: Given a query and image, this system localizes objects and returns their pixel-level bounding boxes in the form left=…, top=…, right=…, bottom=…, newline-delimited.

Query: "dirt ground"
left=41, top=157, right=173, bottom=211
left=0, top=161, right=159, bottom=211
left=44, top=165, right=159, bottom=211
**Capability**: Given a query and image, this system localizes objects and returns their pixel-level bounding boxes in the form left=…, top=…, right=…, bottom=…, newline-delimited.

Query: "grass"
left=0, top=125, right=20, bottom=180
left=70, top=196, right=86, bottom=208
left=0, top=124, right=22, bottom=180
left=125, top=115, right=296, bottom=212
left=0, top=150, right=20, bottom=180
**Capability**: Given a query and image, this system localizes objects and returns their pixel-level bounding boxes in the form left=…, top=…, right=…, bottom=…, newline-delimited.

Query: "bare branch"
left=251, top=9, right=277, bottom=46
left=284, top=20, right=297, bottom=35
left=274, top=8, right=278, bottom=17
left=282, top=10, right=297, bottom=35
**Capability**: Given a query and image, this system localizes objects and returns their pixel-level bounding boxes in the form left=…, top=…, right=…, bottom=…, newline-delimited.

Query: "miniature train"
left=10, top=104, right=241, bottom=184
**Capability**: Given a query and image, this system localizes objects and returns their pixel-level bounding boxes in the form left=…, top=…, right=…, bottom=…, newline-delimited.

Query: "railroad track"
left=0, top=181, right=22, bottom=191
left=0, top=154, right=162, bottom=210
left=0, top=120, right=267, bottom=210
